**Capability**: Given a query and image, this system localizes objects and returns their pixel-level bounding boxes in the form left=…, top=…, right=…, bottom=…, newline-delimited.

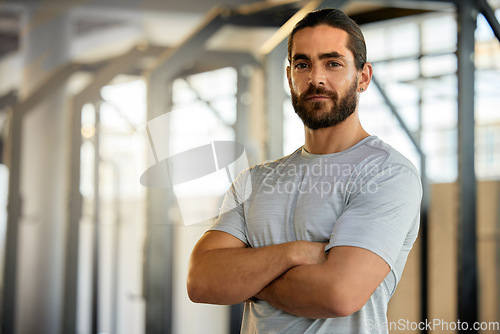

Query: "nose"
left=308, top=66, right=326, bottom=86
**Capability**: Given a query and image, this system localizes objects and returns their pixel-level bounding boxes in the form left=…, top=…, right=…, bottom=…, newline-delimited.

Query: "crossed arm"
left=187, top=230, right=390, bottom=318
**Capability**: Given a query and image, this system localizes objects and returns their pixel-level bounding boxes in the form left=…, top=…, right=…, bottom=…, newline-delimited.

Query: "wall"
left=388, top=180, right=500, bottom=333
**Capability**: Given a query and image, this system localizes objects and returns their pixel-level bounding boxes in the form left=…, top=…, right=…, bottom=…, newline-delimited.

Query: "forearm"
left=256, top=263, right=343, bottom=318
left=256, top=246, right=389, bottom=318
left=188, top=242, right=299, bottom=305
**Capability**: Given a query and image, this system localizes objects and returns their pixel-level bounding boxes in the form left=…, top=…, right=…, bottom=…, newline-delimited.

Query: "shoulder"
left=358, top=137, right=420, bottom=177
left=229, top=147, right=302, bottom=192
left=351, top=137, right=422, bottom=197
left=248, top=147, right=303, bottom=177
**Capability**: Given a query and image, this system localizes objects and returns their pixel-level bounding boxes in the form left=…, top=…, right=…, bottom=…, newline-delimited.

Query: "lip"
left=306, top=95, right=330, bottom=100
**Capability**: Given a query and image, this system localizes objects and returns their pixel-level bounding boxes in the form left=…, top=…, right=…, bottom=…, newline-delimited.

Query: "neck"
left=303, top=112, right=370, bottom=155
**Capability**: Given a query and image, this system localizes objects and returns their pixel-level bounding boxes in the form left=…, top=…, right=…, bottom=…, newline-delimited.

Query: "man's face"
left=287, top=25, right=360, bottom=130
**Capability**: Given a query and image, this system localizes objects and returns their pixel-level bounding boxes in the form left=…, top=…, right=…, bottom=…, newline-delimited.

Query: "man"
left=187, top=8, right=422, bottom=334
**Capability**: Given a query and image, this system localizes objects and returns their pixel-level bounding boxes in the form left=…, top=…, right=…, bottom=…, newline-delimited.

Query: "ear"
left=286, top=65, right=292, bottom=89
left=358, top=62, right=373, bottom=92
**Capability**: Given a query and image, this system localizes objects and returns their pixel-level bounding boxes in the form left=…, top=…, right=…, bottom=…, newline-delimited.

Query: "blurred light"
left=81, top=124, right=95, bottom=139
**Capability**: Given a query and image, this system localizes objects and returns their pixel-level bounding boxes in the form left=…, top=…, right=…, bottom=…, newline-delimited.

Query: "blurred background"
left=0, top=0, right=499, bottom=333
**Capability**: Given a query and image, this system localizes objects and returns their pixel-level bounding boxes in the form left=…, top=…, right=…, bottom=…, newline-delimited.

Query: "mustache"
left=301, top=85, right=337, bottom=100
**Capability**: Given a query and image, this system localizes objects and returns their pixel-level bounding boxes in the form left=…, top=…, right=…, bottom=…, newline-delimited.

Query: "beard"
left=291, top=81, right=358, bottom=130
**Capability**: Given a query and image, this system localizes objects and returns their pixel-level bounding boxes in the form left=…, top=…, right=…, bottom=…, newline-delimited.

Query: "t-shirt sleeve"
left=208, top=168, right=252, bottom=246
left=325, top=163, right=422, bottom=269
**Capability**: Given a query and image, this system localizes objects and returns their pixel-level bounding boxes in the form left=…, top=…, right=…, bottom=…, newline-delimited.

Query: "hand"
left=290, top=241, right=328, bottom=266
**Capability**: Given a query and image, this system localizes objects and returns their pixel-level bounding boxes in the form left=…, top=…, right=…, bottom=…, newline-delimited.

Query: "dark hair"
left=287, top=8, right=367, bottom=70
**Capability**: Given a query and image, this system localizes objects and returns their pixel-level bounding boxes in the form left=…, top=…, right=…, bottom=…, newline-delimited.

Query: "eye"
left=327, top=61, right=341, bottom=68
left=294, top=62, right=309, bottom=70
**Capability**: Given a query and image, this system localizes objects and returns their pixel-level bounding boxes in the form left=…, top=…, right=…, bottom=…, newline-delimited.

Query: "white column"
left=17, top=8, right=72, bottom=334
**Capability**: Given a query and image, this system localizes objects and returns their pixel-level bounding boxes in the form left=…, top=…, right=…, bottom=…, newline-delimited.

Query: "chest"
left=243, top=170, right=349, bottom=248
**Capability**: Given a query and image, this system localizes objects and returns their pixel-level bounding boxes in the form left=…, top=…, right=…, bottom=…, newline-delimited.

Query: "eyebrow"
left=292, top=52, right=346, bottom=62
left=319, top=52, right=346, bottom=60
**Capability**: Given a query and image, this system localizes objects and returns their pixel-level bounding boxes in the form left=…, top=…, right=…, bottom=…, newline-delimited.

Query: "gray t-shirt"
left=210, top=136, right=422, bottom=334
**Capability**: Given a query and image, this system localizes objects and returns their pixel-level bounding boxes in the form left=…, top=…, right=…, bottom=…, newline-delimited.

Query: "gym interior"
left=0, top=0, right=499, bottom=333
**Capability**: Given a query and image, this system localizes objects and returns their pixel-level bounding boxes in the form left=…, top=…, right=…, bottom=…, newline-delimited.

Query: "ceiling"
left=0, top=0, right=461, bottom=59
left=0, top=0, right=497, bottom=98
